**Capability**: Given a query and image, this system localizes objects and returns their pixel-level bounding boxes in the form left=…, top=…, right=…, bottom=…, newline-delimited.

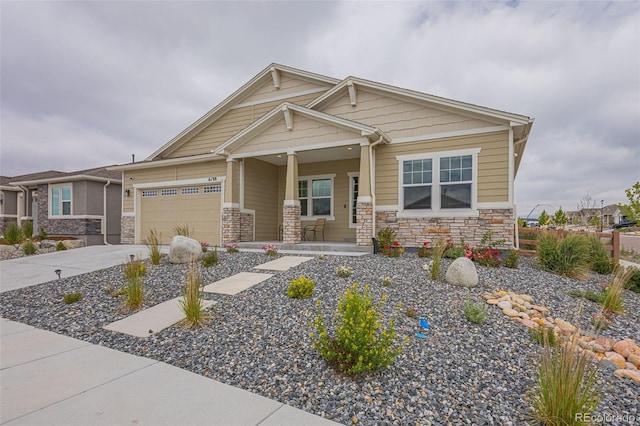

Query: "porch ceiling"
left=253, top=145, right=360, bottom=166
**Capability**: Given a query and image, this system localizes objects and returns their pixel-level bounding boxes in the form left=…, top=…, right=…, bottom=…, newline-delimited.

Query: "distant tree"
left=589, top=215, right=600, bottom=228
left=577, top=193, right=597, bottom=225
left=538, top=210, right=551, bottom=227
left=553, top=207, right=568, bottom=228
left=619, top=182, right=640, bottom=223
left=518, top=218, right=527, bottom=228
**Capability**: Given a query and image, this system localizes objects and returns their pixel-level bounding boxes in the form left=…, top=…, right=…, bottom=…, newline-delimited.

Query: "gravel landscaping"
left=1, top=252, right=639, bottom=425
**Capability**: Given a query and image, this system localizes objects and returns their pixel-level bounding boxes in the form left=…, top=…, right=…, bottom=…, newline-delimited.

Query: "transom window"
left=181, top=187, right=199, bottom=195
left=298, top=175, right=334, bottom=218
left=51, top=184, right=72, bottom=216
left=398, top=150, right=478, bottom=213
left=161, top=188, right=178, bottom=196
left=142, top=190, right=158, bottom=197
left=203, top=185, right=221, bottom=193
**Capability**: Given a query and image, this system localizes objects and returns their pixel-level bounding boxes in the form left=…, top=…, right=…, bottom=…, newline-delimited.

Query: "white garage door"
left=139, top=184, right=221, bottom=245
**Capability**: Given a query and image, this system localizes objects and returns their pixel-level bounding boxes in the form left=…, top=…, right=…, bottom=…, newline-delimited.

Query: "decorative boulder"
left=63, top=239, right=85, bottom=249
left=445, top=257, right=478, bottom=287
left=168, top=236, right=202, bottom=264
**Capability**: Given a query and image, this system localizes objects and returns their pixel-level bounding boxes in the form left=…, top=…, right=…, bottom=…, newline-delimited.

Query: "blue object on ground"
left=420, top=318, right=431, bottom=329
left=415, top=333, right=428, bottom=339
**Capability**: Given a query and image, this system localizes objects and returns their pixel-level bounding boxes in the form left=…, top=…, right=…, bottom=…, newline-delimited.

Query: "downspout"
left=103, top=181, right=111, bottom=245
left=369, top=134, right=385, bottom=240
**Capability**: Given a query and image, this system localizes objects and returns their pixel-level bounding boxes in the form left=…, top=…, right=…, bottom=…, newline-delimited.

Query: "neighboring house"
left=567, top=204, right=623, bottom=227
left=0, top=167, right=122, bottom=245
left=110, top=63, right=534, bottom=248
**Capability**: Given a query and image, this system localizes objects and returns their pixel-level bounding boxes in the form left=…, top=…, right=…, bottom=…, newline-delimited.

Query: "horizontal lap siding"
left=168, top=92, right=323, bottom=158
left=375, top=131, right=509, bottom=205
left=239, top=74, right=330, bottom=104
left=320, top=90, right=498, bottom=139
left=243, top=158, right=279, bottom=240
left=123, top=161, right=227, bottom=213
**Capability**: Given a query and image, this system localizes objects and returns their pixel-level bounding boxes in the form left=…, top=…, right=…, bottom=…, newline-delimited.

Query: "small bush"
left=504, top=250, right=519, bottom=269
left=202, top=246, right=218, bottom=267
left=22, top=220, right=33, bottom=239
left=625, top=267, right=640, bottom=293
left=464, top=299, right=486, bottom=324
left=404, top=306, right=418, bottom=318
left=376, top=227, right=396, bottom=254
left=21, top=239, right=37, bottom=255
left=56, top=241, right=67, bottom=251
left=588, top=237, right=616, bottom=274
left=537, top=233, right=590, bottom=279
left=529, top=326, right=559, bottom=347
left=124, top=260, right=147, bottom=279
left=287, top=277, right=315, bottom=299
left=262, top=244, right=278, bottom=257
left=179, top=260, right=207, bottom=328
left=336, top=265, right=353, bottom=278
left=224, top=242, right=239, bottom=253
left=38, top=227, right=47, bottom=240
left=443, top=238, right=466, bottom=259
left=567, top=290, right=604, bottom=304
left=311, top=283, right=405, bottom=376
left=417, top=242, right=431, bottom=258
left=125, top=275, right=144, bottom=311
left=602, top=266, right=631, bottom=314
left=173, top=224, right=193, bottom=237
left=63, top=292, right=82, bottom=304
left=3, top=222, right=22, bottom=244
left=144, top=228, right=162, bottom=265
left=380, top=276, right=392, bottom=287
left=430, top=239, right=447, bottom=280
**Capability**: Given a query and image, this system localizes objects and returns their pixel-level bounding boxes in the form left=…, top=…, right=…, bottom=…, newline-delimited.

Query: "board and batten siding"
left=168, top=92, right=324, bottom=159
left=243, top=158, right=279, bottom=240
left=375, top=131, right=510, bottom=206
left=122, top=160, right=227, bottom=213
left=320, top=89, right=499, bottom=140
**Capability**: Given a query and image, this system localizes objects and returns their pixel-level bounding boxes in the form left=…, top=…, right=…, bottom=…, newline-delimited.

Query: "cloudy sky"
left=1, top=1, right=638, bottom=218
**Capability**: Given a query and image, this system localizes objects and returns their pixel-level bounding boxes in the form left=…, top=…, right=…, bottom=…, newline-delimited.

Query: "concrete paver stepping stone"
left=253, top=256, right=314, bottom=271
left=203, top=272, right=273, bottom=295
left=104, top=297, right=215, bottom=337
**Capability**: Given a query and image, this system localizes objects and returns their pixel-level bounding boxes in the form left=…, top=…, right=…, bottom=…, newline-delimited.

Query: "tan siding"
left=375, top=131, right=509, bottom=205
left=168, top=93, right=322, bottom=158
left=122, top=161, right=226, bottom=212
left=238, top=74, right=330, bottom=105
left=243, top=158, right=279, bottom=240
left=235, top=115, right=361, bottom=155
left=321, top=89, right=498, bottom=140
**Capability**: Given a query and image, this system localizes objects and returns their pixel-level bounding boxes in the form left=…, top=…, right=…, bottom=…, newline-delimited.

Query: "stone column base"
left=282, top=203, right=301, bottom=244
left=356, top=202, right=373, bottom=246
left=121, top=215, right=135, bottom=244
left=222, top=207, right=240, bottom=243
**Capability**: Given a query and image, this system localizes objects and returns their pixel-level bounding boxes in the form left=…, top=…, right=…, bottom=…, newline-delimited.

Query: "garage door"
left=139, top=184, right=221, bottom=245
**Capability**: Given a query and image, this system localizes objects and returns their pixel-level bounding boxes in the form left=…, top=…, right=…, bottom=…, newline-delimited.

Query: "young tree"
left=619, top=182, right=640, bottom=223
left=588, top=215, right=600, bottom=228
left=577, top=193, right=597, bottom=225
left=538, top=210, right=551, bottom=227
left=553, top=207, right=568, bottom=228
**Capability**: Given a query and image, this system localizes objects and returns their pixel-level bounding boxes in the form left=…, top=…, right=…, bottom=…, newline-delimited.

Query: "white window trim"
left=396, top=148, right=480, bottom=218
left=348, top=172, right=359, bottom=228
left=49, top=183, right=73, bottom=218
left=298, top=174, right=336, bottom=221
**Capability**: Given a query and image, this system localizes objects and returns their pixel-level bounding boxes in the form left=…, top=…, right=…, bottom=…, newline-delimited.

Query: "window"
left=51, top=184, right=72, bottom=216
left=181, top=187, right=199, bottom=195
left=349, top=173, right=359, bottom=227
left=142, top=190, right=158, bottom=197
left=298, top=175, right=334, bottom=218
left=204, top=185, right=221, bottom=194
left=161, top=188, right=177, bottom=196
left=398, top=149, right=478, bottom=214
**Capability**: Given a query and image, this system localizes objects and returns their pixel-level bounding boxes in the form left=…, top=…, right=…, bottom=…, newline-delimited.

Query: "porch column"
left=222, top=158, right=240, bottom=243
left=356, top=142, right=373, bottom=246
left=282, top=152, right=301, bottom=244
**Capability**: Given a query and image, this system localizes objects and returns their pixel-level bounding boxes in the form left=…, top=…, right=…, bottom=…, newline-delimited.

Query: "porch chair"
left=303, top=218, right=326, bottom=241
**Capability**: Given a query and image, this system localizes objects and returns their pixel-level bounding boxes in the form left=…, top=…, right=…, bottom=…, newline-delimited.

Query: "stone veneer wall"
left=282, top=204, right=301, bottom=244
left=240, top=211, right=254, bottom=242
left=375, top=208, right=514, bottom=248
left=356, top=202, right=373, bottom=246
left=121, top=216, right=135, bottom=244
left=222, top=207, right=240, bottom=243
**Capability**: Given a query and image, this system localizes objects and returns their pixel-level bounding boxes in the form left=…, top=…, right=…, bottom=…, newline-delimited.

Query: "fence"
left=517, top=227, right=620, bottom=259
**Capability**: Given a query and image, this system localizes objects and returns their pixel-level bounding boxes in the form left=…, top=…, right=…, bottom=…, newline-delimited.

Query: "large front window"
left=298, top=175, right=334, bottom=218
left=51, top=184, right=72, bottom=216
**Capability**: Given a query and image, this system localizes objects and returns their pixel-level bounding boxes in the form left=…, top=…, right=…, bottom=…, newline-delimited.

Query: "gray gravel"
left=1, top=252, right=638, bottom=425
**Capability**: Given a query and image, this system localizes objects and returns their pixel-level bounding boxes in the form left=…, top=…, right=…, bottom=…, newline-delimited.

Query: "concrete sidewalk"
left=0, top=245, right=341, bottom=425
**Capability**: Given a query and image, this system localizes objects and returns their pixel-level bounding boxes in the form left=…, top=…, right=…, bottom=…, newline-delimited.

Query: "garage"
left=139, top=184, right=221, bottom=245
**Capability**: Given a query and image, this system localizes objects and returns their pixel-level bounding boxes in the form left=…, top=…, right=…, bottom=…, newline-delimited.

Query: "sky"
left=1, top=0, right=638, bottom=218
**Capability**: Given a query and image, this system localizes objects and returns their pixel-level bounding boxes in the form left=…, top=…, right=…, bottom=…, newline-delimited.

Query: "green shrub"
left=311, top=283, right=405, bottom=376
left=404, top=306, right=418, bottom=318
left=430, top=239, right=447, bottom=280
left=21, top=239, right=37, bottom=255
left=567, top=290, right=604, bottom=304
left=124, top=260, right=147, bottom=279
left=588, top=237, right=616, bottom=274
left=336, top=265, right=353, bottom=278
left=144, top=228, right=163, bottom=265
left=537, top=233, right=590, bottom=279
left=202, top=246, right=218, bottom=267
left=536, top=233, right=560, bottom=272
left=529, top=326, right=559, bottom=347
left=443, top=238, right=466, bottom=259
left=179, top=260, right=207, bottom=328
left=56, top=241, right=67, bottom=251
left=3, top=222, right=22, bottom=244
left=287, top=277, right=315, bottom=299
left=601, top=266, right=630, bottom=314
left=625, top=267, right=640, bottom=293
left=125, top=275, right=144, bottom=311
left=380, top=276, right=392, bottom=287
left=464, top=299, right=486, bottom=324
left=64, top=292, right=82, bottom=304
left=376, top=227, right=396, bottom=255
left=22, top=220, right=33, bottom=239
left=38, top=227, right=47, bottom=240
left=504, top=250, right=519, bottom=268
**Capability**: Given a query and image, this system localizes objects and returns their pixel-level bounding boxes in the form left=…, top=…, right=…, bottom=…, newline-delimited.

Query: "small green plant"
left=528, top=326, right=559, bottom=347
left=443, top=238, right=466, bottom=259
left=531, top=334, right=600, bottom=426
left=310, top=283, right=405, bottom=376
left=21, top=239, right=37, bottom=255
left=262, top=244, right=278, bottom=257
left=588, top=237, right=616, bottom=274
left=3, top=222, right=22, bottom=244
left=463, top=298, right=487, bottom=324
left=537, top=233, right=590, bottom=279
left=376, top=227, right=396, bottom=255
left=63, top=292, right=82, bottom=304
left=601, top=266, right=631, bottom=314
left=336, top=265, right=353, bottom=278
left=22, top=220, right=33, bottom=239
left=179, top=260, right=207, bottom=328
left=124, top=273, right=144, bottom=311
left=567, top=289, right=605, bottom=304
left=173, top=224, right=193, bottom=237
left=417, top=241, right=431, bottom=257
left=504, top=250, right=519, bottom=268
left=430, top=239, right=447, bottom=280
left=404, top=306, right=418, bottom=319
left=56, top=241, right=67, bottom=251
left=224, top=242, right=239, bottom=253
left=591, top=311, right=614, bottom=332
left=105, top=286, right=126, bottom=297
left=38, top=227, right=47, bottom=240
left=202, top=246, right=218, bottom=267
left=385, top=241, right=405, bottom=257
left=380, top=276, right=392, bottom=287
left=144, top=228, right=163, bottom=265
left=200, top=241, right=209, bottom=252
left=287, top=277, right=315, bottom=299
left=124, top=259, right=147, bottom=279
left=625, top=267, right=640, bottom=293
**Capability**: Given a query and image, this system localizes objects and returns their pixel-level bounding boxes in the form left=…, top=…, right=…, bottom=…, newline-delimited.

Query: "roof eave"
left=9, top=175, right=122, bottom=186
left=109, top=153, right=223, bottom=171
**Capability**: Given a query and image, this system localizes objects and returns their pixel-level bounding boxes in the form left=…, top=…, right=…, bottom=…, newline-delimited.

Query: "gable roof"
left=147, top=63, right=340, bottom=161
left=8, top=166, right=121, bottom=186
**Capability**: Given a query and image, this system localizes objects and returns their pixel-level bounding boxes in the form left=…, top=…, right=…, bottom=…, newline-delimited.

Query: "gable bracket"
left=282, top=105, right=293, bottom=130
left=270, top=67, right=280, bottom=89
left=347, top=80, right=357, bottom=106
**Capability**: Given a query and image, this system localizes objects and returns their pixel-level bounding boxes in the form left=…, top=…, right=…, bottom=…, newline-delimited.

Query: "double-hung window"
left=298, top=175, right=335, bottom=219
left=398, top=149, right=478, bottom=214
left=51, top=184, right=72, bottom=216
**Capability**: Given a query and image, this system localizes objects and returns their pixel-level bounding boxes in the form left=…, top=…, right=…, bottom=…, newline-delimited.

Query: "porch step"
left=236, top=241, right=371, bottom=254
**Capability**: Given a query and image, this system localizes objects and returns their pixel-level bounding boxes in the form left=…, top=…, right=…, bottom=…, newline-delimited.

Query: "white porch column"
left=282, top=152, right=301, bottom=244
left=356, top=142, right=373, bottom=246
left=222, top=159, right=240, bottom=243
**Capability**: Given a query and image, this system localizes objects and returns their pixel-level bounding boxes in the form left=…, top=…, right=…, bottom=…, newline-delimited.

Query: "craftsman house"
left=111, top=64, right=534, bottom=248
left=0, top=167, right=122, bottom=245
